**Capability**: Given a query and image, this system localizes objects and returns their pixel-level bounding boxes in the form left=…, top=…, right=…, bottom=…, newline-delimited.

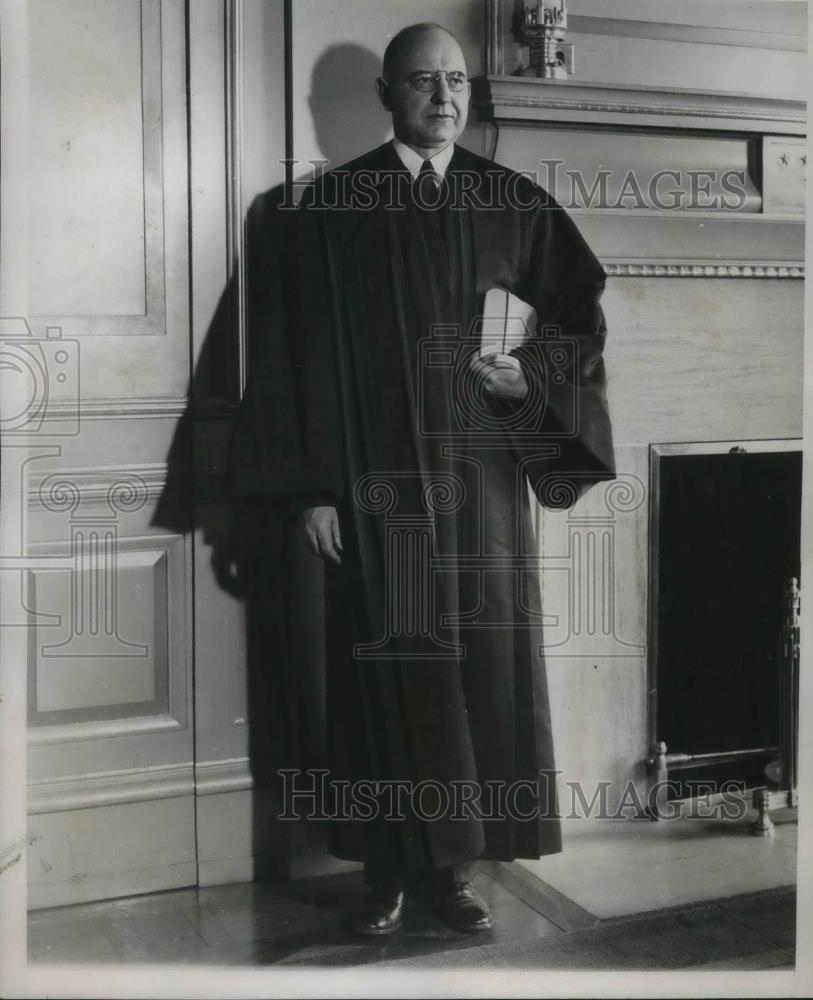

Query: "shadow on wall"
left=309, top=44, right=389, bottom=171
left=152, top=42, right=387, bottom=879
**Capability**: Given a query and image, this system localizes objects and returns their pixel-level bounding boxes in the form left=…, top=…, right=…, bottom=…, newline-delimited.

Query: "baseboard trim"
left=197, top=855, right=258, bottom=887
left=28, top=861, right=198, bottom=911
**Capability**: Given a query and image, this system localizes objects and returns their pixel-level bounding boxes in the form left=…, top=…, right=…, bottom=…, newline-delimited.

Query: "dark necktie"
left=413, top=159, right=453, bottom=259
left=414, top=159, right=442, bottom=208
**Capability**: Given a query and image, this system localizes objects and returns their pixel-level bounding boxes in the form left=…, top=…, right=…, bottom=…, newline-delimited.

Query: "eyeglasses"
left=402, top=71, right=468, bottom=93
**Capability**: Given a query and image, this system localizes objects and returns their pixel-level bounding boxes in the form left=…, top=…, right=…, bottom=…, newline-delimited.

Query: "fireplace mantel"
left=473, top=75, right=806, bottom=136
left=469, top=75, right=806, bottom=277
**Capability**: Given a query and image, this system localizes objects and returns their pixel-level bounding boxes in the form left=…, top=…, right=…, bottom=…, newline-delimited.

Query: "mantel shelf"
left=472, top=75, right=807, bottom=136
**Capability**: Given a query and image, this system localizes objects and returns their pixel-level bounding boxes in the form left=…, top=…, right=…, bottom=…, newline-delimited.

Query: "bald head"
left=376, top=23, right=470, bottom=155
left=382, top=23, right=463, bottom=81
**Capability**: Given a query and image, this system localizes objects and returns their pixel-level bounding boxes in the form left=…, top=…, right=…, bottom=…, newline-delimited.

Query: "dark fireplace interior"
left=653, top=447, right=802, bottom=797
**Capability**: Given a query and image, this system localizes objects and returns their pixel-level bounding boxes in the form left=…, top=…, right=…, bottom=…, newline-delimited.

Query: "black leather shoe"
left=429, top=881, right=493, bottom=933
left=350, top=889, right=406, bottom=936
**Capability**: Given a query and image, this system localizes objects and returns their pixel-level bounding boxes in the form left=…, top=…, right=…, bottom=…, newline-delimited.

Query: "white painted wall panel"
left=31, top=550, right=167, bottom=713
left=28, top=794, right=196, bottom=909
left=24, top=0, right=196, bottom=907
left=28, top=0, right=147, bottom=316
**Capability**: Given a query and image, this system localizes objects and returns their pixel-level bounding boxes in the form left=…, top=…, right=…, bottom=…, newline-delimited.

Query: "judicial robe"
left=227, top=141, right=615, bottom=871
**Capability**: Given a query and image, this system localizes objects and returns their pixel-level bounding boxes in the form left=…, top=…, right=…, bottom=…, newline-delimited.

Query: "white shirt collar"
left=392, top=138, right=455, bottom=180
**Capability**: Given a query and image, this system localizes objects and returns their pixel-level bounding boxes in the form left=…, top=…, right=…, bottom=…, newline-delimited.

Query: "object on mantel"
left=514, top=0, right=574, bottom=80
left=478, top=4, right=806, bottom=277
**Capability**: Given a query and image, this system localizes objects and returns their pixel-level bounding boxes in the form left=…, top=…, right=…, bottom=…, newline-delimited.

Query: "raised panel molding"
left=30, top=549, right=166, bottom=715
left=28, top=0, right=168, bottom=335
left=26, top=533, right=188, bottom=732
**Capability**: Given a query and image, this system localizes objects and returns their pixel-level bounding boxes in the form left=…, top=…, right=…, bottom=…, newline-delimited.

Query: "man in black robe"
left=228, top=22, right=614, bottom=935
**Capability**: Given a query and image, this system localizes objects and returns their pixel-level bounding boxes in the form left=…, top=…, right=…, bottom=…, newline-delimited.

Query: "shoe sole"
left=351, top=921, right=403, bottom=936
left=441, top=920, right=493, bottom=934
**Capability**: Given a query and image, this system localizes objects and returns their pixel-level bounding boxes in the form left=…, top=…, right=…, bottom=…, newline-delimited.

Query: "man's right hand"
left=301, top=506, right=342, bottom=564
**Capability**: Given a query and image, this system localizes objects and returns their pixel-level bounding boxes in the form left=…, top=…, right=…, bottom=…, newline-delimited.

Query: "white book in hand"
left=479, top=287, right=537, bottom=371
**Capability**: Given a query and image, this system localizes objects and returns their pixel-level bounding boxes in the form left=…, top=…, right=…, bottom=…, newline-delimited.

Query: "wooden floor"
left=27, top=866, right=796, bottom=971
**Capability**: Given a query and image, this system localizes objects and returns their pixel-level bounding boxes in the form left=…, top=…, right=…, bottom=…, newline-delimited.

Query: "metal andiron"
left=752, top=577, right=801, bottom=835
left=517, top=0, right=574, bottom=80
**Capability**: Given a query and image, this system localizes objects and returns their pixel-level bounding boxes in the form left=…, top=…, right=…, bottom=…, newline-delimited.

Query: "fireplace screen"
left=650, top=444, right=802, bottom=799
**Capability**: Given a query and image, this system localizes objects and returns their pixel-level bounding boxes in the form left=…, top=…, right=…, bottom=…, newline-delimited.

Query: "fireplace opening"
left=649, top=443, right=802, bottom=800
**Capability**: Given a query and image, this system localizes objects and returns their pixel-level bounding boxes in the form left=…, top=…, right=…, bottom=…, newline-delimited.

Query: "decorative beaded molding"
left=604, top=262, right=805, bottom=279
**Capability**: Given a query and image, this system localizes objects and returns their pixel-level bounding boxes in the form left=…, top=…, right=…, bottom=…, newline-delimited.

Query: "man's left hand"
left=469, top=353, right=528, bottom=401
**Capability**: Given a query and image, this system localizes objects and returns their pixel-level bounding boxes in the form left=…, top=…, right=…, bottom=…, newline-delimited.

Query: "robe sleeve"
left=509, top=186, right=616, bottom=509
left=225, top=183, right=346, bottom=514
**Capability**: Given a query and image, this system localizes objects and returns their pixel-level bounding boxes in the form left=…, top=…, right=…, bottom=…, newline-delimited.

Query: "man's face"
left=379, top=29, right=470, bottom=152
